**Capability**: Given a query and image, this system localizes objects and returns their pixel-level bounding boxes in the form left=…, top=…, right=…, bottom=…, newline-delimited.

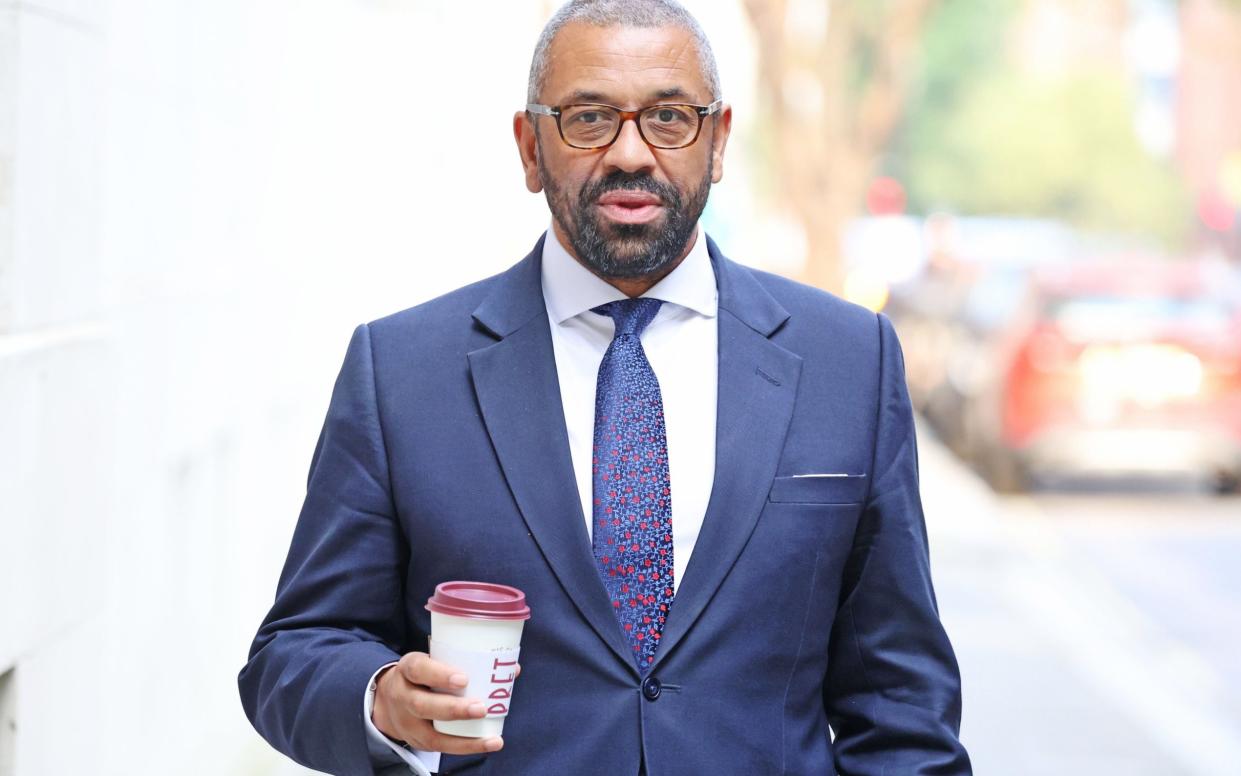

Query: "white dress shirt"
left=364, top=224, right=719, bottom=773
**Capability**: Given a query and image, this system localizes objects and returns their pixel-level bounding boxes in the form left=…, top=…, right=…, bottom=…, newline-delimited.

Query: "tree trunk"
left=744, top=0, right=937, bottom=295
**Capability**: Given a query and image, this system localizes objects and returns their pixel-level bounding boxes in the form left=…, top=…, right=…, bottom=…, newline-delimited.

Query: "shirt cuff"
left=364, top=661, right=442, bottom=775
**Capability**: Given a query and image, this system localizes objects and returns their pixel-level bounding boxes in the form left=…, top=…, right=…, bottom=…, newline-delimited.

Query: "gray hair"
left=527, top=0, right=721, bottom=104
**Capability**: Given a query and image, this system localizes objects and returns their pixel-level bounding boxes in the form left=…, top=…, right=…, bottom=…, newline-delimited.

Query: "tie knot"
left=593, top=297, right=663, bottom=338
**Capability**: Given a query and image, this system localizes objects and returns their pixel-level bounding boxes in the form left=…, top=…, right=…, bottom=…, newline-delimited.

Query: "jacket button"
left=641, top=676, right=661, bottom=701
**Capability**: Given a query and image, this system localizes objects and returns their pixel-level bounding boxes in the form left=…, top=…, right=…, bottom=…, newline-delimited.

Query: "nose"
left=601, top=117, right=657, bottom=174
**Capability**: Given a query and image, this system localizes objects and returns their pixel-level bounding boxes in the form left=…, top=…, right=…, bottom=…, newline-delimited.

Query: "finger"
left=398, top=652, right=468, bottom=692
left=407, top=686, right=489, bottom=723
left=515, top=663, right=522, bottom=679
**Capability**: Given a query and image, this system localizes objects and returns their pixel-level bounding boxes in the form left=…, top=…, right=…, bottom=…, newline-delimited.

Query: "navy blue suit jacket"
left=239, top=236, right=971, bottom=775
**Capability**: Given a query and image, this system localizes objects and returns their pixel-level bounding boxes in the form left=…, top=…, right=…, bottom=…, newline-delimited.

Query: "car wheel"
left=985, top=450, right=1029, bottom=494
left=1211, top=470, right=1241, bottom=496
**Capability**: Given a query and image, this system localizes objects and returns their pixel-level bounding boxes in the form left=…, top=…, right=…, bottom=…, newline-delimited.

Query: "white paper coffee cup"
left=425, top=581, right=531, bottom=738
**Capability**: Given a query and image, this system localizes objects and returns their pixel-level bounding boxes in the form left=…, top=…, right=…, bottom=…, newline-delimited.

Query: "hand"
left=371, top=651, right=518, bottom=755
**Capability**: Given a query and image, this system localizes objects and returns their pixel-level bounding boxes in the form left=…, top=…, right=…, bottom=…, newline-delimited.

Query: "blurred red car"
left=971, top=258, right=1241, bottom=493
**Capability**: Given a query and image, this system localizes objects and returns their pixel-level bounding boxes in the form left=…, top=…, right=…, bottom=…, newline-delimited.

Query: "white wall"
left=0, top=2, right=759, bottom=774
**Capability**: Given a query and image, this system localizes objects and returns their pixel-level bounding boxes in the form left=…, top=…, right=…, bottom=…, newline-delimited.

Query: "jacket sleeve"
left=823, top=313, right=972, bottom=775
left=238, top=323, right=411, bottom=776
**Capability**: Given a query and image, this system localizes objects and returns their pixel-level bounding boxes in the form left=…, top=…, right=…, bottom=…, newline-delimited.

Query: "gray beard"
left=538, top=143, right=712, bottom=280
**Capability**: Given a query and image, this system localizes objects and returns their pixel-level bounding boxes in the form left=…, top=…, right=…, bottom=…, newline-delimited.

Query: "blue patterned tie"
left=592, top=298, right=674, bottom=673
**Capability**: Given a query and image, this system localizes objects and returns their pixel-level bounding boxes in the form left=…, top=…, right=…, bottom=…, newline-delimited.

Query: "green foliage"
left=895, top=0, right=1192, bottom=247
left=907, top=0, right=1018, bottom=123
left=912, top=72, right=1189, bottom=243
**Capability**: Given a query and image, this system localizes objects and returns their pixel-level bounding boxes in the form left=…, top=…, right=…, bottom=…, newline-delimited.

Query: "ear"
left=513, top=111, right=543, bottom=194
left=708, top=103, right=732, bottom=184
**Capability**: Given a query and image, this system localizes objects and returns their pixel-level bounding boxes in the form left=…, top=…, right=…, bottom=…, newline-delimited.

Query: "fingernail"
left=468, top=702, right=486, bottom=717
left=450, top=673, right=468, bottom=687
left=485, top=737, right=503, bottom=752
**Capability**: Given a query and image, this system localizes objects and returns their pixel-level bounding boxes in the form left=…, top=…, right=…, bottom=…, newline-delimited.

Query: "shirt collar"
left=541, top=221, right=719, bottom=325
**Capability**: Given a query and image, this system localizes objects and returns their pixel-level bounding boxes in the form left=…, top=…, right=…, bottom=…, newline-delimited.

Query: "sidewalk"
left=918, top=420, right=1241, bottom=775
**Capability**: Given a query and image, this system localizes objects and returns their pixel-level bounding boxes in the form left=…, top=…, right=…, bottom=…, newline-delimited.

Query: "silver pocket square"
left=790, top=472, right=863, bottom=478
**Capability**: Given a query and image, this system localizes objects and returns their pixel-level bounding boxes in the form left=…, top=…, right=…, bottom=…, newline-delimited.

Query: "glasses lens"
left=640, top=105, right=699, bottom=148
left=560, top=105, right=621, bottom=148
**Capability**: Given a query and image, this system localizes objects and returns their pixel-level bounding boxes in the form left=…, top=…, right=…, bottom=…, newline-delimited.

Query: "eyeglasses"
left=526, top=100, right=723, bottom=150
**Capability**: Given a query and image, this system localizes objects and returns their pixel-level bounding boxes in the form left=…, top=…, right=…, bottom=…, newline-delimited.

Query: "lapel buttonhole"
left=755, top=366, right=781, bottom=386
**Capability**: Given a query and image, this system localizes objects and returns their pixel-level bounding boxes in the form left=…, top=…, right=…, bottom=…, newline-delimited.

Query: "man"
left=238, top=1, right=971, bottom=774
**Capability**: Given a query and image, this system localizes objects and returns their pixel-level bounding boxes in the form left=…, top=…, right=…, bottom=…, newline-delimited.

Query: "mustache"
left=579, top=172, right=680, bottom=206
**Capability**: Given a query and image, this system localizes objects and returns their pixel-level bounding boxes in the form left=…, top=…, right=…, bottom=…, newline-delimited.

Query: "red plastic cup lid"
left=425, top=581, right=531, bottom=621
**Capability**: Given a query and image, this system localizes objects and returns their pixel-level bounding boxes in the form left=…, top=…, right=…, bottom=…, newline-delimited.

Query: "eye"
left=647, top=106, right=692, bottom=125
left=564, top=106, right=616, bottom=127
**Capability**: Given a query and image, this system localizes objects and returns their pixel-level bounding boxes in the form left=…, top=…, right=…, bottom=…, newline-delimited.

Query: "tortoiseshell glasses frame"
left=525, top=100, right=724, bottom=150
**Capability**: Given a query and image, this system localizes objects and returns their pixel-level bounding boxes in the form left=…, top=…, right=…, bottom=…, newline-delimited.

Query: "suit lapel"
left=468, top=238, right=637, bottom=673
left=650, top=238, right=802, bottom=671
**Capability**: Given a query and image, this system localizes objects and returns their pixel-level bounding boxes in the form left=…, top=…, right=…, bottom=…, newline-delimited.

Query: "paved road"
left=922, top=428, right=1241, bottom=775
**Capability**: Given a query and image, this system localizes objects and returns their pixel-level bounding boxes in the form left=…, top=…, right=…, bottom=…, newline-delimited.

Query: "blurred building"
left=1177, top=0, right=1241, bottom=255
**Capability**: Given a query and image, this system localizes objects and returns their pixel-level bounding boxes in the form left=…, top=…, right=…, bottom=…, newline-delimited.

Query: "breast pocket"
left=767, top=474, right=869, bottom=505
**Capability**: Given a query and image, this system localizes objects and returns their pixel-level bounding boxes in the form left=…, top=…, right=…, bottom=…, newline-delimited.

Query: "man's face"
left=514, top=23, right=732, bottom=280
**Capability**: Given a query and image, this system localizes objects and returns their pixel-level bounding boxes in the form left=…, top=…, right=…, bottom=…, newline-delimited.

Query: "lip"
left=596, top=191, right=664, bottom=224
left=598, top=191, right=662, bottom=207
